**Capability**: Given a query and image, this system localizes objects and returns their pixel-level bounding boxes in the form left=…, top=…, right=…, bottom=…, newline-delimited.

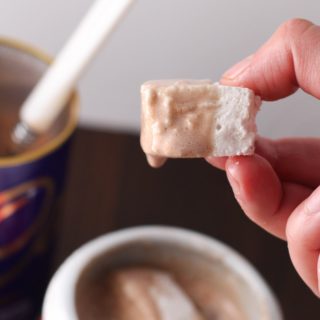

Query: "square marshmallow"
left=140, top=80, right=261, bottom=167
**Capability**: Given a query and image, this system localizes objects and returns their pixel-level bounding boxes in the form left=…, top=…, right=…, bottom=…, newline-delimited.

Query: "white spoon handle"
left=20, top=0, right=134, bottom=133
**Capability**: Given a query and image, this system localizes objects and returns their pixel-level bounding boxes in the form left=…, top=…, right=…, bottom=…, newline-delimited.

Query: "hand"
left=207, top=18, right=320, bottom=296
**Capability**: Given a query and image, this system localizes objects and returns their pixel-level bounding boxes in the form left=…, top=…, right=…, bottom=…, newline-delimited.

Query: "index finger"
left=220, top=19, right=320, bottom=101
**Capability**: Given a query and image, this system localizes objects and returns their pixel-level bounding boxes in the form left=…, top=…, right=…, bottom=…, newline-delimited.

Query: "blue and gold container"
left=0, top=38, right=78, bottom=319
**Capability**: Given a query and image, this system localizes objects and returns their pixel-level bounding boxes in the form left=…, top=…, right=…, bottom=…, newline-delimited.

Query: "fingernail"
left=305, top=188, right=320, bottom=214
left=222, top=54, right=253, bottom=80
left=227, top=160, right=242, bottom=199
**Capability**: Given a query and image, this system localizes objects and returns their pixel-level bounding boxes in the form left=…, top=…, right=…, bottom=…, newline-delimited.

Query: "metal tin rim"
left=0, top=37, right=79, bottom=167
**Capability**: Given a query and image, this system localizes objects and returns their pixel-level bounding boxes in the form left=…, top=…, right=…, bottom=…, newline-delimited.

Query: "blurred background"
left=0, top=1, right=320, bottom=319
left=0, top=0, right=319, bottom=137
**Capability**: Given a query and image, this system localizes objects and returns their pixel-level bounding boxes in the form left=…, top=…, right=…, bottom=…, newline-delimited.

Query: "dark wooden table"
left=53, top=128, right=320, bottom=319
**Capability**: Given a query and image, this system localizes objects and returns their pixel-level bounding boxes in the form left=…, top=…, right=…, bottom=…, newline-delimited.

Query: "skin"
left=206, top=18, right=320, bottom=296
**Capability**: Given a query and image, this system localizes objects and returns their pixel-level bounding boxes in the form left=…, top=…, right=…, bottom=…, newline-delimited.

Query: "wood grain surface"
left=53, top=128, right=320, bottom=320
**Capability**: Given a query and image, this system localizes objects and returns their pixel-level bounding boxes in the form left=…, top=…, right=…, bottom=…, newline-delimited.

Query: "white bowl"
left=42, top=226, right=283, bottom=320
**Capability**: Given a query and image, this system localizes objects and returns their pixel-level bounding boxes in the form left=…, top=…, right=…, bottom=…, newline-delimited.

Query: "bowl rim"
left=42, top=226, right=283, bottom=320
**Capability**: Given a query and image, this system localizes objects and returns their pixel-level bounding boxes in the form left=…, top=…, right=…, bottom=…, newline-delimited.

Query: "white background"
left=0, top=0, right=319, bottom=138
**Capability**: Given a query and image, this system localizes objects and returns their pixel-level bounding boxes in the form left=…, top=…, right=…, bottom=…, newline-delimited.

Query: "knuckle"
left=286, top=199, right=318, bottom=249
left=278, top=18, right=314, bottom=40
left=286, top=202, right=307, bottom=243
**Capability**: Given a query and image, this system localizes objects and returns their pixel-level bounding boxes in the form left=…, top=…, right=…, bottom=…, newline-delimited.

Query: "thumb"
left=286, top=186, right=320, bottom=296
left=221, top=18, right=320, bottom=101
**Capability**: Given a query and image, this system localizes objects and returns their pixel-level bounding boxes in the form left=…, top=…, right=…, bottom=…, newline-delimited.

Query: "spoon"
left=10, top=0, right=135, bottom=153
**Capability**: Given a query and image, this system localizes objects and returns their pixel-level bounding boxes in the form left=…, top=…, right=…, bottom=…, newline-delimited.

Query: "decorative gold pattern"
left=0, top=177, right=54, bottom=259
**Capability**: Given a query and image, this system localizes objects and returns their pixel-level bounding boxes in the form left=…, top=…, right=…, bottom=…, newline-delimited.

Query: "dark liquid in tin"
left=0, top=44, right=70, bottom=157
left=0, top=88, right=66, bottom=157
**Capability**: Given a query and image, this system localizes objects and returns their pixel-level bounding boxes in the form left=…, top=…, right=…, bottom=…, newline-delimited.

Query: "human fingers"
left=208, top=136, right=320, bottom=189
left=220, top=19, right=320, bottom=100
left=225, top=155, right=312, bottom=239
left=256, top=136, right=320, bottom=189
left=286, top=186, right=320, bottom=296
